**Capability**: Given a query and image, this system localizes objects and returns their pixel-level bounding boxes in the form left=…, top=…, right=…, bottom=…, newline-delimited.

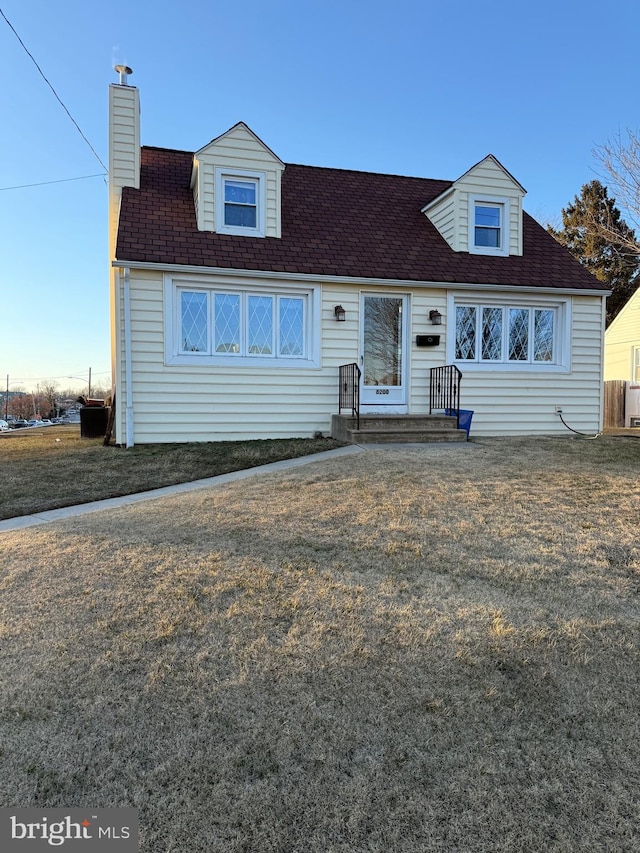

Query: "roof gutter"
left=111, top=260, right=610, bottom=297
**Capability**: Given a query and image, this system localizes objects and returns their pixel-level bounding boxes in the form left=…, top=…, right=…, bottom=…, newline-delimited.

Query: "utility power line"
left=0, top=173, right=107, bottom=192
left=0, top=7, right=108, bottom=174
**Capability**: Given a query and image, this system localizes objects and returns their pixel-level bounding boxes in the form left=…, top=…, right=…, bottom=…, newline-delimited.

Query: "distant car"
left=0, top=419, right=9, bottom=431
left=10, top=419, right=29, bottom=429
left=38, top=419, right=53, bottom=426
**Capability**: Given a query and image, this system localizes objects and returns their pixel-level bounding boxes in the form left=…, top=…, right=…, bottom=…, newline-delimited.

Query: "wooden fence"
left=603, top=380, right=626, bottom=428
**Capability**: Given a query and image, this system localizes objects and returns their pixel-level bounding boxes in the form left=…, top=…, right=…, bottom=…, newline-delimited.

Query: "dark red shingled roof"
left=115, top=146, right=604, bottom=291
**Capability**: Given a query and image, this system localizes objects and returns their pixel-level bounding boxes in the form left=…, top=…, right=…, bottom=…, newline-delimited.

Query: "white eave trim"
left=421, top=186, right=455, bottom=214
left=111, top=259, right=610, bottom=297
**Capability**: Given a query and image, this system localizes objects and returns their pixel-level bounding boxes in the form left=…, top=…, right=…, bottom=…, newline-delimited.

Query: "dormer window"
left=216, top=168, right=265, bottom=236
left=469, top=195, right=510, bottom=256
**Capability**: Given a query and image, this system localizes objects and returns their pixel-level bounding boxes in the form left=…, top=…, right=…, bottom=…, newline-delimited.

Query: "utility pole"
left=5, top=375, right=8, bottom=421
left=88, top=367, right=92, bottom=398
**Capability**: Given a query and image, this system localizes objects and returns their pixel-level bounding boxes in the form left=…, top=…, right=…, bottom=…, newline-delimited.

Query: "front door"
left=360, top=293, right=408, bottom=409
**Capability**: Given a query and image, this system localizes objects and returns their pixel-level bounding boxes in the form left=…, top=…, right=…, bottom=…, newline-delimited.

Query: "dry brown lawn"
left=0, top=426, right=343, bottom=520
left=1, top=436, right=639, bottom=852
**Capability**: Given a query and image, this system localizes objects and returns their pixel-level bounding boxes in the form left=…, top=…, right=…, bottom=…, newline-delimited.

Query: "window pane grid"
left=508, top=308, right=529, bottom=361
left=279, top=297, right=304, bottom=356
left=181, top=291, right=208, bottom=353
left=248, top=296, right=274, bottom=355
left=178, top=289, right=308, bottom=360
left=455, top=306, right=476, bottom=360
left=455, top=304, right=556, bottom=365
left=534, top=310, right=554, bottom=362
left=214, top=293, right=241, bottom=353
left=481, top=307, right=502, bottom=360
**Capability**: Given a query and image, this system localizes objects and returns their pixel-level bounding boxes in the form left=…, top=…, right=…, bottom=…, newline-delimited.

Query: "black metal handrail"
left=338, top=362, right=361, bottom=429
left=429, top=365, right=462, bottom=428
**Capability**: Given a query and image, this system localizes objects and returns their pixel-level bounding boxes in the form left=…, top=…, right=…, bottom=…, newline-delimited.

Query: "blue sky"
left=1, top=0, right=638, bottom=393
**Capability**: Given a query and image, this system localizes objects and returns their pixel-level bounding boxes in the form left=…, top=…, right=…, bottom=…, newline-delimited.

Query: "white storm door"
left=360, top=293, right=408, bottom=407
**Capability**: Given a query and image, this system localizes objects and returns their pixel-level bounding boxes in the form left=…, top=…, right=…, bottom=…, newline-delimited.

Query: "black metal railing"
left=338, top=362, right=361, bottom=429
left=429, top=364, right=462, bottom=428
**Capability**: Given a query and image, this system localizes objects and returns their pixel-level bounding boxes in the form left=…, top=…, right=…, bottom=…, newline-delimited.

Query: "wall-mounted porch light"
left=334, top=305, right=346, bottom=322
left=429, top=309, right=443, bottom=325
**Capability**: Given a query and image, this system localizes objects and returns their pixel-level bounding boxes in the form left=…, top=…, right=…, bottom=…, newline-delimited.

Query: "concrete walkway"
left=0, top=440, right=479, bottom=533
left=0, top=445, right=365, bottom=533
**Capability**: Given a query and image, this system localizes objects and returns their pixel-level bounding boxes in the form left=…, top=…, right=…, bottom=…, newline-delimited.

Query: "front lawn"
left=0, top=426, right=343, bottom=519
left=1, top=437, right=639, bottom=850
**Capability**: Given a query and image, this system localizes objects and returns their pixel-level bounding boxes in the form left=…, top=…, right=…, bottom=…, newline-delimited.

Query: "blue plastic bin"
left=445, top=408, right=474, bottom=439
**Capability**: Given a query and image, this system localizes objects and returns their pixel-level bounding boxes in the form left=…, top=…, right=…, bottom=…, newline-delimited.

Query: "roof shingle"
left=114, top=147, right=604, bottom=291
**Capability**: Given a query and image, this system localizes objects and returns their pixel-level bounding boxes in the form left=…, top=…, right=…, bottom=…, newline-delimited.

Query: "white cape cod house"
left=109, top=72, right=607, bottom=446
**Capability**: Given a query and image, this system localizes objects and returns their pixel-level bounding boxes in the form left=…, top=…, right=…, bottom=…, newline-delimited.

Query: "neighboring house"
left=603, top=287, right=640, bottom=427
left=604, top=286, right=640, bottom=383
left=109, top=71, right=608, bottom=446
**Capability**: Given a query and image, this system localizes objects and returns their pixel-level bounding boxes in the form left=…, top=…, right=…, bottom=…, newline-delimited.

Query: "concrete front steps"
left=331, top=413, right=468, bottom=444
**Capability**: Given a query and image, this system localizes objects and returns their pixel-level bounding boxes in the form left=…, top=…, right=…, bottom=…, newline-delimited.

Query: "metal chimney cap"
left=114, top=65, right=133, bottom=84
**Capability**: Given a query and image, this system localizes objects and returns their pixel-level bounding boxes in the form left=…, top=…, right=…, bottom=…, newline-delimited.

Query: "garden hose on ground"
left=558, top=412, right=601, bottom=440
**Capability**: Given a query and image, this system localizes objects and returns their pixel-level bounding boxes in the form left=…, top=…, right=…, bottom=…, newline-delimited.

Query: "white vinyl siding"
left=112, top=267, right=605, bottom=444
left=457, top=158, right=524, bottom=256
left=108, top=83, right=140, bottom=258
left=443, top=295, right=603, bottom=436
left=111, top=270, right=333, bottom=444
left=423, top=191, right=456, bottom=246
left=108, top=85, right=140, bottom=191
left=192, top=123, right=284, bottom=237
left=425, top=156, right=524, bottom=256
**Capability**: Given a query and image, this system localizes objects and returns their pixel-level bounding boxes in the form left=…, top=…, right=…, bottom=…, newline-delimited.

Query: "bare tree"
left=593, top=129, right=640, bottom=256
left=6, top=388, right=27, bottom=419
left=40, top=382, right=59, bottom=418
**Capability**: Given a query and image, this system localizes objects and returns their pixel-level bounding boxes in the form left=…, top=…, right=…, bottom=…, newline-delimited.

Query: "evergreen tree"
left=548, top=180, right=639, bottom=324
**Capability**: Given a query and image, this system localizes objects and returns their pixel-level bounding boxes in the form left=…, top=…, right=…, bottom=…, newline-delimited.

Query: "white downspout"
left=598, top=293, right=608, bottom=434
left=123, top=266, right=135, bottom=447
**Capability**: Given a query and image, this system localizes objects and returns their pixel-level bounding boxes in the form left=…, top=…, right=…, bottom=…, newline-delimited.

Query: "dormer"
left=422, top=155, right=526, bottom=256
left=190, top=122, right=285, bottom=238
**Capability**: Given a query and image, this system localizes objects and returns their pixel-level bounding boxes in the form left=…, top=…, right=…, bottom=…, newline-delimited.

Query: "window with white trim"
left=633, top=346, right=640, bottom=383
left=172, top=281, right=316, bottom=364
left=453, top=301, right=566, bottom=368
left=224, top=179, right=257, bottom=229
left=469, top=195, right=509, bottom=256
left=475, top=204, right=501, bottom=248
left=216, top=168, right=265, bottom=236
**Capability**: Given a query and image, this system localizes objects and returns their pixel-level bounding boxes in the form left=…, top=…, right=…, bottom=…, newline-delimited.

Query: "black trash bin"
left=80, top=406, right=108, bottom=438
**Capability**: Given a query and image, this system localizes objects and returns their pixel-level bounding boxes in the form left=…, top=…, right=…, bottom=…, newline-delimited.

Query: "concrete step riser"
left=333, top=416, right=458, bottom=429
left=348, top=430, right=467, bottom=444
left=330, top=413, right=466, bottom=443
